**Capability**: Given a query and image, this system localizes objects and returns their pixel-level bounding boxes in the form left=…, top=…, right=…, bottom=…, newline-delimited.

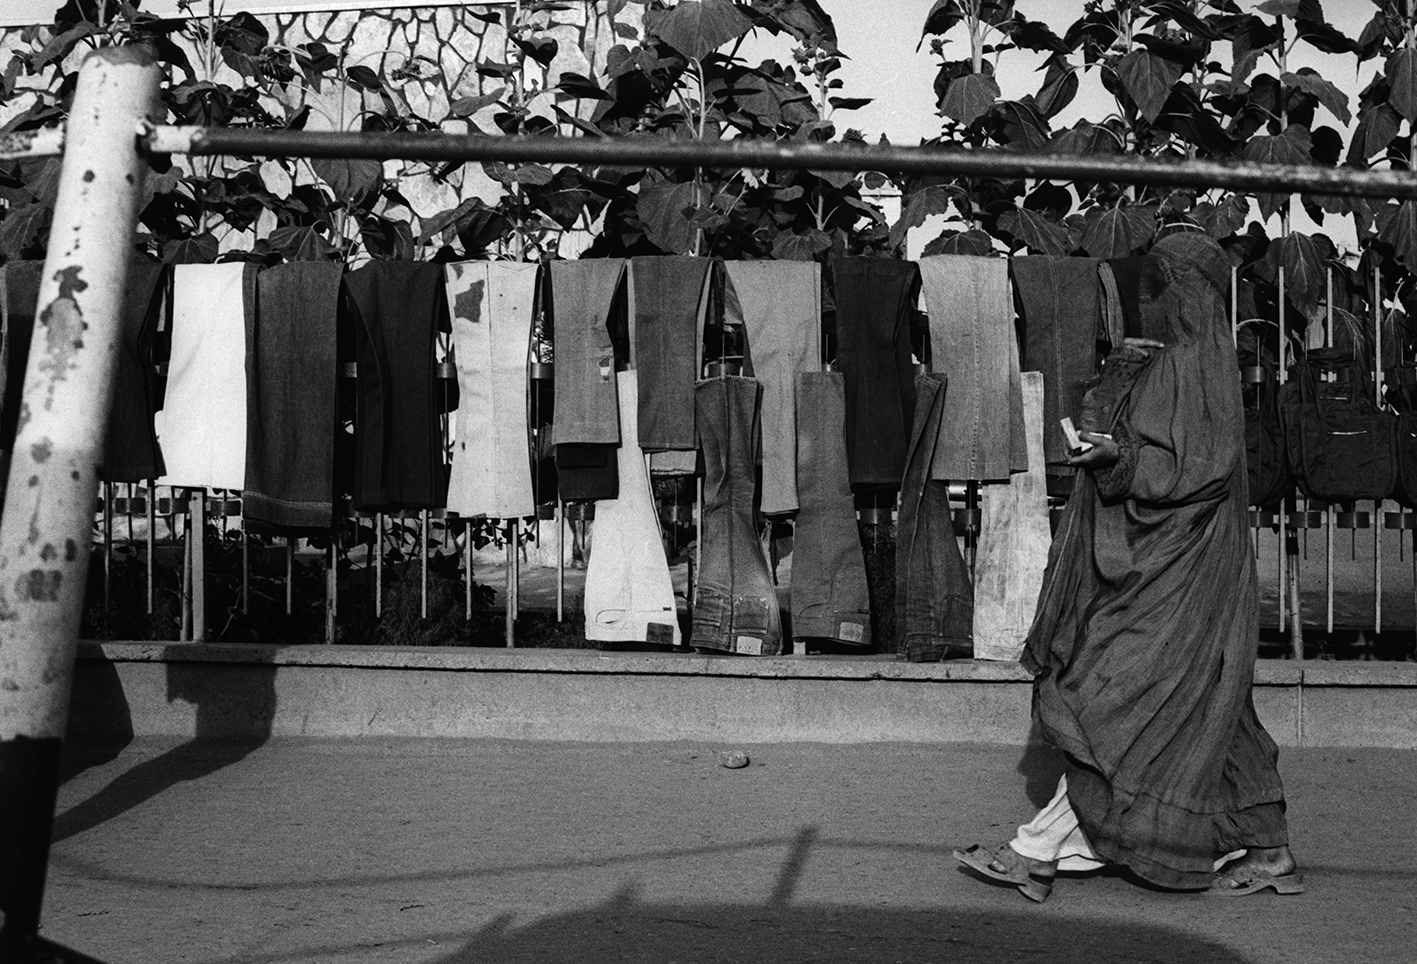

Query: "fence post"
left=0, top=46, right=160, bottom=958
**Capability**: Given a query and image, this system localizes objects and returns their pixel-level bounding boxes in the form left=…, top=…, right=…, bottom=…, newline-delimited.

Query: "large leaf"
left=889, top=184, right=961, bottom=249
left=482, top=162, right=555, bottom=188
left=1080, top=205, right=1157, bottom=259
left=1380, top=199, right=1417, bottom=274
left=1116, top=49, right=1184, bottom=123
left=1293, top=18, right=1359, bottom=55
left=921, top=0, right=964, bottom=37
left=1268, top=232, right=1327, bottom=324
left=1242, top=125, right=1312, bottom=221
left=161, top=234, right=219, bottom=265
left=311, top=156, right=382, bottom=203
left=939, top=72, right=1000, bottom=127
left=450, top=86, right=507, bottom=116
left=921, top=229, right=995, bottom=257
left=637, top=179, right=711, bottom=255
left=997, top=207, right=1070, bottom=256
left=1047, top=119, right=1121, bottom=155
left=267, top=224, right=340, bottom=261
left=1387, top=47, right=1417, bottom=124
left=1193, top=195, right=1250, bottom=239
left=645, top=0, right=754, bottom=61
left=1347, top=103, right=1402, bottom=165
left=0, top=202, right=50, bottom=260
left=991, top=98, right=1050, bottom=150
left=1034, top=56, right=1078, bottom=119
left=772, top=229, right=832, bottom=261
left=1281, top=69, right=1350, bottom=125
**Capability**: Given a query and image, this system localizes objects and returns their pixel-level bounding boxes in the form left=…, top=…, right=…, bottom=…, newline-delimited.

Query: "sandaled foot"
left=1209, top=846, right=1304, bottom=896
left=954, top=843, right=1056, bottom=903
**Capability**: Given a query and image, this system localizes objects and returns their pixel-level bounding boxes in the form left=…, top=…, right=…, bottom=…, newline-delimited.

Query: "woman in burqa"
left=956, top=231, right=1300, bottom=902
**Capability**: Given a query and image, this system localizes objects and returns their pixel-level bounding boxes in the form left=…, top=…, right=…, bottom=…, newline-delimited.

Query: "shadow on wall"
left=413, top=885, right=1258, bottom=964
left=54, top=656, right=276, bottom=842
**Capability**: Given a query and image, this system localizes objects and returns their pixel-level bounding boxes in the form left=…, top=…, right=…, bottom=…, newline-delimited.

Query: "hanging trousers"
left=832, top=258, right=920, bottom=488
left=445, top=260, right=540, bottom=519
left=583, top=370, right=681, bottom=645
left=551, top=259, right=625, bottom=447
left=103, top=261, right=166, bottom=483
left=243, top=261, right=344, bottom=530
left=919, top=254, right=1022, bottom=481
left=727, top=260, right=822, bottom=515
left=0, top=261, right=43, bottom=508
left=1106, top=255, right=1151, bottom=340
left=344, top=261, right=447, bottom=511
left=691, top=375, right=782, bottom=656
left=895, top=373, right=973, bottom=661
left=159, top=262, right=256, bottom=491
left=791, top=371, right=871, bottom=646
left=631, top=256, right=711, bottom=452
left=1011, top=256, right=1102, bottom=468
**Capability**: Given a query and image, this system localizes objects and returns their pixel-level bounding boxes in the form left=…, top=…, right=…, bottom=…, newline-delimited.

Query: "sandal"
left=1208, top=856, right=1305, bottom=897
left=954, top=843, right=1056, bottom=903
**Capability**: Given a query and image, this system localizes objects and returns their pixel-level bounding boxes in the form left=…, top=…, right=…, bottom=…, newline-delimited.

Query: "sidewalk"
left=40, top=737, right=1415, bottom=963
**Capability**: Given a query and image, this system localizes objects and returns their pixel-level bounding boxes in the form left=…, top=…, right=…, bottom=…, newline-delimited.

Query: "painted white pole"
left=0, top=46, right=160, bottom=957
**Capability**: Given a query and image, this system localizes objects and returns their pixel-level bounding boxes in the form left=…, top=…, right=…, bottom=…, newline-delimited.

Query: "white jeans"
left=1009, top=775, right=1106, bottom=871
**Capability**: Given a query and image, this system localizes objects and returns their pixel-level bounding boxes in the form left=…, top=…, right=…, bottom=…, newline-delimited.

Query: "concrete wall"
left=67, top=642, right=1417, bottom=748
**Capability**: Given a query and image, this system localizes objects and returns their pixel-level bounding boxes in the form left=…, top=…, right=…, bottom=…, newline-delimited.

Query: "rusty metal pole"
left=0, top=46, right=159, bottom=959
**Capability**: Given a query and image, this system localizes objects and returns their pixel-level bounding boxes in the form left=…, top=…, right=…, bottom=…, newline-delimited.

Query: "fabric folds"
left=691, top=375, right=782, bottom=656
left=344, top=261, right=447, bottom=511
left=631, top=256, right=711, bottom=452
left=445, top=260, right=540, bottom=519
left=583, top=369, right=681, bottom=645
left=551, top=259, right=625, bottom=447
left=832, top=257, right=919, bottom=488
left=158, top=262, right=256, bottom=491
left=895, top=373, right=973, bottom=661
left=103, top=261, right=167, bottom=483
left=244, top=261, right=344, bottom=529
left=727, top=260, right=822, bottom=514
left=791, top=371, right=870, bottom=646
left=919, top=254, right=1018, bottom=481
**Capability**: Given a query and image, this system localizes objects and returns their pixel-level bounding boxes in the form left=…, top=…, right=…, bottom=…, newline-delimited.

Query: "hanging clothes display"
left=791, top=371, right=871, bottom=646
left=1105, top=255, right=1150, bottom=340
left=344, top=261, right=447, bottom=511
left=551, top=259, right=625, bottom=447
left=831, top=257, right=920, bottom=488
left=584, top=369, right=681, bottom=645
left=243, top=260, right=344, bottom=529
left=102, top=261, right=166, bottom=483
left=444, top=260, right=540, bottom=520
left=973, top=370, right=1050, bottom=661
left=0, top=261, right=44, bottom=480
left=919, top=254, right=1020, bottom=481
left=726, top=260, right=822, bottom=515
left=157, top=262, right=256, bottom=491
left=691, top=375, right=782, bottom=656
left=631, top=255, right=711, bottom=452
left=895, top=373, right=973, bottom=661
left=1011, top=256, right=1103, bottom=468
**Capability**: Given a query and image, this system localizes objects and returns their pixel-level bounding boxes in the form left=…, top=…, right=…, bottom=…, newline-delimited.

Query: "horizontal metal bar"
left=0, top=127, right=65, bottom=161
left=144, top=124, right=1417, bottom=199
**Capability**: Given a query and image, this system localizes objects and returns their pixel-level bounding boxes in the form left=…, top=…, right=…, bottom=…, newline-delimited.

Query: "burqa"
left=1023, top=232, right=1289, bottom=890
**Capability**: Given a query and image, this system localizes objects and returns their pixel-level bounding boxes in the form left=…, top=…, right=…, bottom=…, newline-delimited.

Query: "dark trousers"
left=690, top=376, right=782, bottom=656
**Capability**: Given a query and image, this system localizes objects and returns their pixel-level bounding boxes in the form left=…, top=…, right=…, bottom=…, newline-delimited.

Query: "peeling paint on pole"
left=0, top=45, right=161, bottom=958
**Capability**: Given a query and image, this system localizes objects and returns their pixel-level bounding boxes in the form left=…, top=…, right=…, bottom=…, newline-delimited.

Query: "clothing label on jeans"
left=646, top=622, right=676, bottom=645
left=838, top=621, right=865, bottom=644
left=735, top=636, right=763, bottom=656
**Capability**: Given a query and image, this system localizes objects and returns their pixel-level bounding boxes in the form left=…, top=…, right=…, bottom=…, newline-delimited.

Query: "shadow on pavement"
left=52, top=660, right=275, bottom=842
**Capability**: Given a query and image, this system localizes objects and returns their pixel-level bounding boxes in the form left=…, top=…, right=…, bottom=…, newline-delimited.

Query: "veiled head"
left=1139, top=231, right=1233, bottom=345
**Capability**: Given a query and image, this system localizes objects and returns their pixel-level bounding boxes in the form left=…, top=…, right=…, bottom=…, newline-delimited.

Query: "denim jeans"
left=583, top=370, right=681, bottom=645
left=791, top=371, right=871, bottom=646
left=556, top=442, right=617, bottom=502
left=158, top=262, right=257, bottom=491
left=1011, top=256, right=1103, bottom=468
left=344, top=261, right=447, bottom=511
left=551, top=259, right=625, bottom=446
left=831, top=257, right=920, bottom=488
left=895, top=373, right=973, bottom=660
left=631, top=256, right=712, bottom=452
left=104, top=260, right=166, bottom=483
left=691, top=375, right=782, bottom=655
left=244, top=261, right=344, bottom=529
left=726, top=260, right=822, bottom=514
left=919, top=254, right=1017, bottom=481
left=445, top=260, right=540, bottom=519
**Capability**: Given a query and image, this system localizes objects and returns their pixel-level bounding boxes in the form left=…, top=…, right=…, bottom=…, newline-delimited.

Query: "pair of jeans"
left=344, top=261, right=448, bottom=511
left=243, top=261, right=344, bottom=530
left=1011, top=256, right=1103, bottom=468
left=831, top=258, right=919, bottom=488
left=551, top=259, right=625, bottom=446
left=556, top=443, right=617, bottom=502
left=791, top=371, right=871, bottom=646
left=445, top=260, right=539, bottom=519
left=103, top=261, right=166, bottom=483
left=583, top=369, right=681, bottom=645
left=919, top=254, right=1022, bottom=481
left=158, top=263, right=257, bottom=491
left=895, top=373, right=973, bottom=660
left=632, top=256, right=712, bottom=452
left=691, top=375, right=782, bottom=655
left=726, top=260, right=822, bottom=514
